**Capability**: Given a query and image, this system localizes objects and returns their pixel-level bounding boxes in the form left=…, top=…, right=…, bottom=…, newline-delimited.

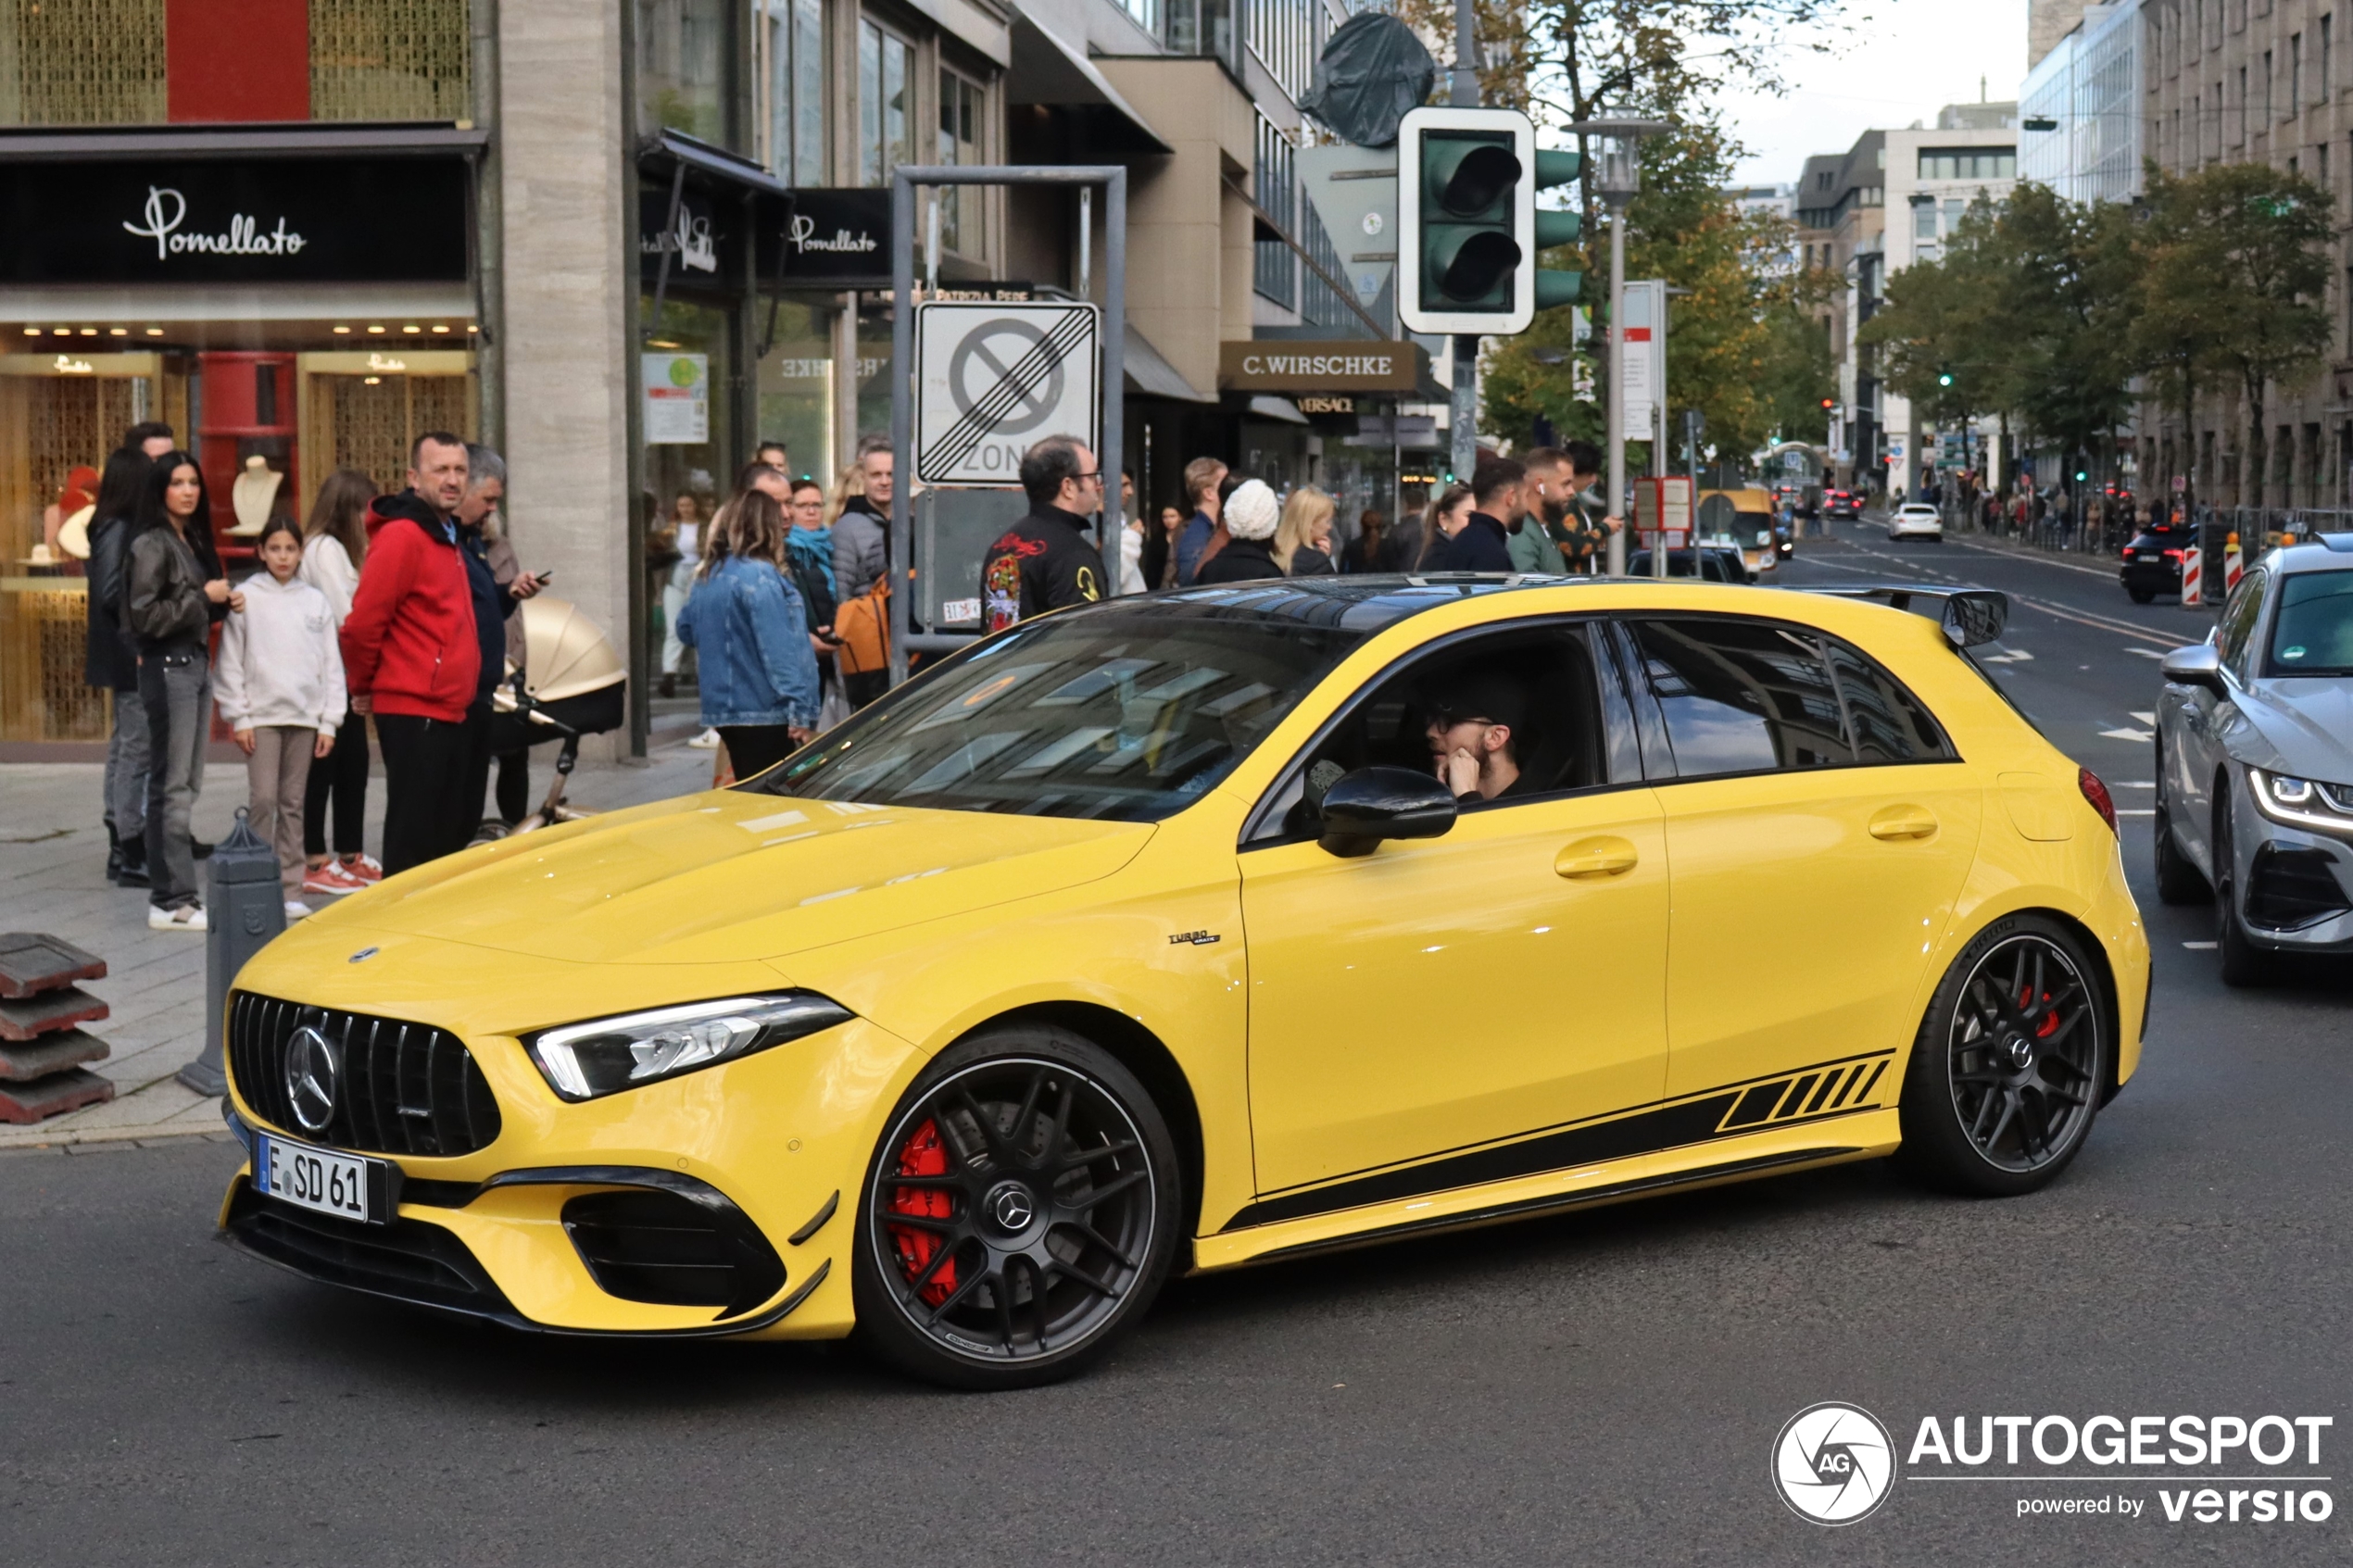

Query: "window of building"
left=1913, top=201, right=1937, bottom=240
left=1117, top=0, right=1162, bottom=39
left=312, top=0, right=472, bottom=121
left=1254, top=112, right=1298, bottom=307
left=2239, top=65, right=2249, bottom=141
left=0, top=0, right=166, bottom=125
left=2326, top=15, right=2335, bottom=97
left=2293, top=33, right=2304, bottom=112
left=758, top=0, right=826, bottom=184
left=937, top=67, right=982, bottom=255
left=1916, top=148, right=2016, bottom=180
left=1248, top=0, right=1316, bottom=104
left=639, top=0, right=730, bottom=144
left=2266, top=50, right=2276, bottom=120
left=860, top=19, right=912, bottom=187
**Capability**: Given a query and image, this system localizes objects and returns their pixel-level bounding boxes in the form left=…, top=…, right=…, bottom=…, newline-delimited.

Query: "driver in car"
left=1423, top=668, right=1531, bottom=804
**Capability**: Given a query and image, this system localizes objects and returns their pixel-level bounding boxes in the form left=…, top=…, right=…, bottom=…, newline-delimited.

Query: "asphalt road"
left=6, top=526, right=2349, bottom=1567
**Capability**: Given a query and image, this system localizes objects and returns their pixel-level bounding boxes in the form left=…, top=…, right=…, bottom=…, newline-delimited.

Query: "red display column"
left=165, top=0, right=309, bottom=122
left=195, top=353, right=298, bottom=566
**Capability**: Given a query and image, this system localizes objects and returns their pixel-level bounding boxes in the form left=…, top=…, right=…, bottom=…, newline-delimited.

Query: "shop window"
left=309, top=0, right=471, bottom=122
left=758, top=0, right=825, bottom=185
left=756, top=300, right=839, bottom=489
left=937, top=67, right=982, bottom=255
left=0, top=0, right=166, bottom=125
left=859, top=19, right=911, bottom=187
left=639, top=0, right=730, bottom=144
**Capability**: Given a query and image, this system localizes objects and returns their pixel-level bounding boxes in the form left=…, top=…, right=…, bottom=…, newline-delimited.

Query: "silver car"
left=2154, top=536, right=2353, bottom=983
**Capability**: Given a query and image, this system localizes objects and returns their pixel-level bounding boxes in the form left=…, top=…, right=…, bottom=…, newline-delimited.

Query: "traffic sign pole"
left=889, top=164, right=1126, bottom=685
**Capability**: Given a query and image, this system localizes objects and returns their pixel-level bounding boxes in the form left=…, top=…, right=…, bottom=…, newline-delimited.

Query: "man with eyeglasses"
left=980, top=434, right=1109, bottom=633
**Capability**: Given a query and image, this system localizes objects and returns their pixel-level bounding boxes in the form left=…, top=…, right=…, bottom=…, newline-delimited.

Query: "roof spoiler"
left=1794, top=584, right=2009, bottom=648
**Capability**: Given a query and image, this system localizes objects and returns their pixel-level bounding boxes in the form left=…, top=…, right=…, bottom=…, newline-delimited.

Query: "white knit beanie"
left=1224, top=479, right=1278, bottom=541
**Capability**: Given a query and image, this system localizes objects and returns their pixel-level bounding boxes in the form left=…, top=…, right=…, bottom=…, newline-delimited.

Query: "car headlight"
left=2247, top=768, right=2353, bottom=837
left=524, top=993, right=853, bottom=1102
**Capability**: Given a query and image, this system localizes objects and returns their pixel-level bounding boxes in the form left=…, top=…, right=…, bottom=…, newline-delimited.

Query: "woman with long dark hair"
left=124, top=452, right=236, bottom=930
left=298, top=468, right=377, bottom=894
left=677, top=489, right=821, bottom=781
left=84, top=446, right=157, bottom=886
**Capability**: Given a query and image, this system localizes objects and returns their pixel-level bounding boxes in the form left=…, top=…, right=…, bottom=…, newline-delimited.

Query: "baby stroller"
left=474, top=595, right=628, bottom=841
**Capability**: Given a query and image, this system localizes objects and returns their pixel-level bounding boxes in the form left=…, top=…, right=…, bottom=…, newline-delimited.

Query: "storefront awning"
left=1125, top=326, right=1214, bottom=404
left=0, top=123, right=488, bottom=160
left=638, top=129, right=792, bottom=198
left=1246, top=395, right=1310, bottom=425
left=1006, top=10, right=1172, bottom=156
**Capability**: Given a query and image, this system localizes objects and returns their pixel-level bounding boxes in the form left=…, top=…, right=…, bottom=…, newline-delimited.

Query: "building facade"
left=0, top=0, right=1401, bottom=754
left=2140, top=0, right=2353, bottom=512
left=2020, top=1, right=2143, bottom=205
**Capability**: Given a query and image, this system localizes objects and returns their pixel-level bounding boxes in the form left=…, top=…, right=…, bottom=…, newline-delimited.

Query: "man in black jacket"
left=980, top=435, right=1109, bottom=631
left=1427, top=458, right=1525, bottom=572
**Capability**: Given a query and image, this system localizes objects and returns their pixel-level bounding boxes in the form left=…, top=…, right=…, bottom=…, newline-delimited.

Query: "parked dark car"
left=2120, top=523, right=2193, bottom=603
left=1823, top=487, right=1860, bottom=521
left=1627, top=546, right=1753, bottom=583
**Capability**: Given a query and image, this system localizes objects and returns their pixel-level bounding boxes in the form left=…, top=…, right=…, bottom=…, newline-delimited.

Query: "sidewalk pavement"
left=0, top=740, right=718, bottom=1153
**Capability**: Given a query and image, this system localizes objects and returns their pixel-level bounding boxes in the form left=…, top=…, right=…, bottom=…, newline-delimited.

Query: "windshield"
left=2268, top=571, right=2353, bottom=676
left=749, top=605, right=1365, bottom=820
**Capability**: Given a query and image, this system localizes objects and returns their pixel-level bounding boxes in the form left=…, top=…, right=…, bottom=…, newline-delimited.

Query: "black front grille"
left=2246, top=847, right=2353, bottom=931
left=562, top=1189, right=786, bottom=1316
left=229, top=992, right=502, bottom=1157
left=225, top=1181, right=511, bottom=1318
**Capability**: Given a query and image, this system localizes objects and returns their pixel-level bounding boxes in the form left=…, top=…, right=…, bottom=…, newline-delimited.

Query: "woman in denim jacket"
left=678, top=487, right=822, bottom=781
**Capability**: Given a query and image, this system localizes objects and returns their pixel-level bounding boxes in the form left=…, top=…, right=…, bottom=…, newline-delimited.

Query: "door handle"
left=1555, top=835, right=1639, bottom=879
left=1869, top=805, right=1940, bottom=841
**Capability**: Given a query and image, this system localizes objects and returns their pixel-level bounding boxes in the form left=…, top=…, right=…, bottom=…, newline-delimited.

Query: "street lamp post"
left=1579, top=118, right=1665, bottom=574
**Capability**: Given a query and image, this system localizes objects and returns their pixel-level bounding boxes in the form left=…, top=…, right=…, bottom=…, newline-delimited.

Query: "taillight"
left=2161, top=548, right=2183, bottom=562
left=2121, top=548, right=2136, bottom=559
left=2079, top=767, right=2118, bottom=834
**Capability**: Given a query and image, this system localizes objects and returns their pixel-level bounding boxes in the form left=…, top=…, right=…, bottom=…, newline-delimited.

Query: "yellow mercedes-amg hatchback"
left=220, top=576, right=2148, bottom=1387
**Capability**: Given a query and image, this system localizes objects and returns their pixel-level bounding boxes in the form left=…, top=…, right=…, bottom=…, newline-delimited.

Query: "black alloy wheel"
left=2151, top=740, right=2209, bottom=906
left=851, top=1028, right=1179, bottom=1389
left=2212, top=788, right=2276, bottom=986
left=1896, top=915, right=2109, bottom=1197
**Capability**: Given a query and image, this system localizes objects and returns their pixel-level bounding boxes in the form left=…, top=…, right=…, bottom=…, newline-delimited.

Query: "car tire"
left=2128, top=588, right=2156, bottom=604
left=2151, top=744, right=2209, bottom=906
left=851, top=1025, right=1182, bottom=1390
left=2211, top=792, right=2275, bottom=987
left=1894, top=913, right=2110, bottom=1198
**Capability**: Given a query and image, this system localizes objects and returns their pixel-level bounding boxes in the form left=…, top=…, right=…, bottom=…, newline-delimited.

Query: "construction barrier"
left=2223, top=532, right=2245, bottom=596
left=2182, top=546, right=2203, bottom=607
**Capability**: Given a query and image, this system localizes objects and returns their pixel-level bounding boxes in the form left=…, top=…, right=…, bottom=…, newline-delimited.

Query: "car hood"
left=311, top=790, right=1155, bottom=965
left=2230, top=678, right=2353, bottom=783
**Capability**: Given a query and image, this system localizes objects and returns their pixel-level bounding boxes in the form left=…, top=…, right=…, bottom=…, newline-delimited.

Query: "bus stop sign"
left=914, top=300, right=1101, bottom=485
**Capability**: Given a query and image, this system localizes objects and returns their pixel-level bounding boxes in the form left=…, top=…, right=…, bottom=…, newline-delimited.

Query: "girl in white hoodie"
left=214, top=518, right=346, bottom=919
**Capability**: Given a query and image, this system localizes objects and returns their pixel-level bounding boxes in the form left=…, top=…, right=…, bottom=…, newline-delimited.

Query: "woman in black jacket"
left=1195, top=478, right=1285, bottom=583
left=83, top=447, right=155, bottom=885
left=125, top=453, right=236, bottom=930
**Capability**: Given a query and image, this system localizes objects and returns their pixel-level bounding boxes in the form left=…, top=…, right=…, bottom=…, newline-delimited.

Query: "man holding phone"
left=454, top=445, right=543, bottom=835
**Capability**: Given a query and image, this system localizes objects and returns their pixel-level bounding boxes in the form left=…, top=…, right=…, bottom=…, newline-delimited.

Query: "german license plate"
left=254, top=1133, right=387, bottom=1224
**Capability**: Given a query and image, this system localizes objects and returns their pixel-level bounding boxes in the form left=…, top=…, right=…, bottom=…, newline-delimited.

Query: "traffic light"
left=1398, top=106, right=1583, bottom=335
left=1937, top=371, right=1954, bottom=387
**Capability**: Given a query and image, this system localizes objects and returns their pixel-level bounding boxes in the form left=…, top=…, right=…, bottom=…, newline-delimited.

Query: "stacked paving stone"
left=0, top=934, right=116, bottom=1123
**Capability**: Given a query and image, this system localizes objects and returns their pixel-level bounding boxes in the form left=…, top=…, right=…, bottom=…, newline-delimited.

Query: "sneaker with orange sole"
left=304, top=861, right=368, bottom=897
left=339, top=853, right=384, bottom=884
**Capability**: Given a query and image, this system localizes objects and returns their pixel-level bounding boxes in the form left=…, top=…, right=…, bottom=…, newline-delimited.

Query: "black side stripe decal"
left=1224, top=1053, right=1897, bottom=1233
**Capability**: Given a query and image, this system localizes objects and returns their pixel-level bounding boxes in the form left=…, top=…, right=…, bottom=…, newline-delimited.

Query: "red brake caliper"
left=888, top=1119, right=957, bottom=1306
left=2020, top=985, right=2061, bottom=1038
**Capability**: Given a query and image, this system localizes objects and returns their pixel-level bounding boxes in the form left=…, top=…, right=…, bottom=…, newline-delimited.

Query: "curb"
left=0, top=1121, right=233, bottom=1155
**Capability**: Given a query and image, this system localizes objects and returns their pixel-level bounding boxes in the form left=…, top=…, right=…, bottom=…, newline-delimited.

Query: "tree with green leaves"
left=2131, top=160, right=2334, bottom=508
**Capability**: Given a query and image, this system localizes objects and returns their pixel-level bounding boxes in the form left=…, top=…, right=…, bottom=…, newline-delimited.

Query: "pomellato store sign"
left=1219, top=340, right=1425, bottom=393
left=0, top=156, right=471, bottom=284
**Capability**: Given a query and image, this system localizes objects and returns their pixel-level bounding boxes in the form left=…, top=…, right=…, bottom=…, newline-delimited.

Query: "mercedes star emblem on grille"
left=283, top=1024, right=340, bottom=1134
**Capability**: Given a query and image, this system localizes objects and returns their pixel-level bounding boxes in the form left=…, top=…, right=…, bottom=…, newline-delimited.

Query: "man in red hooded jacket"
left=341, top=433, right=480, bottom=874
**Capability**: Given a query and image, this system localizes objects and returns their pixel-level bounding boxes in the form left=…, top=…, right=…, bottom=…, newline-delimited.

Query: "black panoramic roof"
left=1084, top=573, right=1612, bottom=633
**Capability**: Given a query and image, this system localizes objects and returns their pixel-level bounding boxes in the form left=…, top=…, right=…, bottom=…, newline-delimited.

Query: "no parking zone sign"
left=914, top=301, right=1100, bottom=485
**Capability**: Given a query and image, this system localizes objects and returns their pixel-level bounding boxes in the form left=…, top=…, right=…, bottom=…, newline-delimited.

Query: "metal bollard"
left=176, top=809, right=283, bottom=1098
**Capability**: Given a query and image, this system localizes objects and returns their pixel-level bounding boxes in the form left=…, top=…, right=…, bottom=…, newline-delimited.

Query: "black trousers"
left=453, top=702, right=496, bottom=838
left=494, top=748, right=531, bottom=823
left=375, top=711, right=474, bottom=875
left=304, top=704, right=370, bottom=857
left=720, top=724, right=798, bottom=783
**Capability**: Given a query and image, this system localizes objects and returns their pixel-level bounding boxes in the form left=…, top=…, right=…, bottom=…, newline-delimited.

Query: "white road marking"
left=1937, top=535, right=2127, bottom=582
left=1978, top=648, right=2035, bottom=663
left=2126, top=647, right=2167, bottom=659
left=2115, top=809, right=2156, bottom=817
left=2119, top=780, right=2156, bottom=788
left=2182, top=940, right=2218, bottom=950
left=2131, top=710, right=2157, bottom=724
left=2099, top=728, right=2155, bottom=741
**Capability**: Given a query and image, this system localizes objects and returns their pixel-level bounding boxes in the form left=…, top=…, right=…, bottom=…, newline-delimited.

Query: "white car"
left=1888, top=503, right=1944, bottom=542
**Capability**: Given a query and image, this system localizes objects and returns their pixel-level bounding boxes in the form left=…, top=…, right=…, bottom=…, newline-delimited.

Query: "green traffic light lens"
left=1430, top=140, right=1522, bottom=218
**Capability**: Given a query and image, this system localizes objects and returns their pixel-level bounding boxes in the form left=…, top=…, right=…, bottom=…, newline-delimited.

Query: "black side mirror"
left=2160, top=644, right=2225, bottom=694
left=1317, top=766, right=1458, bottom=858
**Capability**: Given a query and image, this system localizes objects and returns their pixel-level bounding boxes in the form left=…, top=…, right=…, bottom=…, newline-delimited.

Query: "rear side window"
left=1824, top=640, right=1953, bottom=762
left=1629, top=619, right=1851, bottom=776
left=1628, top=617, right=1956, bottom=779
